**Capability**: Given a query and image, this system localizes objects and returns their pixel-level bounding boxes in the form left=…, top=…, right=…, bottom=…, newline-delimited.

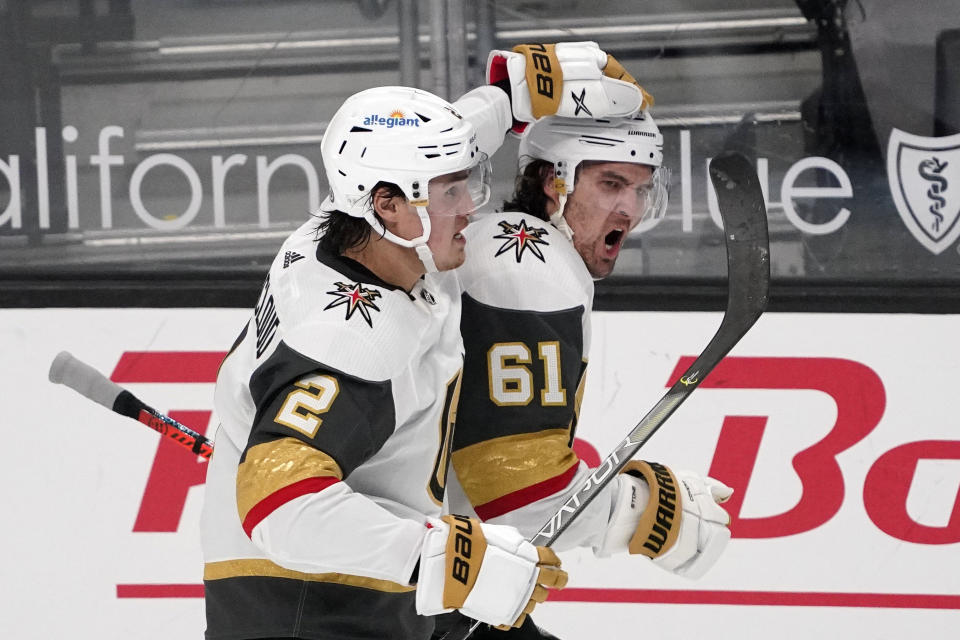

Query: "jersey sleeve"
left=453, top=294, right=615, bottom=550
left=457, top=294, right=624, bottom=549
left=235, top=339, right=426, bottom=585
left=452, top=213, right=616, bottom=550
left=453, top=85, right=512, bottom=160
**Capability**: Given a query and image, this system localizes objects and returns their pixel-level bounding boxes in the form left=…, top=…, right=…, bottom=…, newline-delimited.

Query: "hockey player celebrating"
left=200, top=44, right=649, bottom=640
left=445, top=50, right=736, bottom=639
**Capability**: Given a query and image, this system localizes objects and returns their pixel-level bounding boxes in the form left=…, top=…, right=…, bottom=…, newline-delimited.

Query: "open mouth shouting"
left=604, top=227, right=626, bottom=257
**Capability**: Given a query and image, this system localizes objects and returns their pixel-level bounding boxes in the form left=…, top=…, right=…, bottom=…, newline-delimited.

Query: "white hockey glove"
left=594, top=461, right=734, bottom=579
left=416, top=515, right=568, bottom=629
left=487, top=41, right=654, bottom=128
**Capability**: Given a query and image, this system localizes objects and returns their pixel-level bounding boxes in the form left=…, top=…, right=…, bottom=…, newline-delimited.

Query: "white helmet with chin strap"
left=517, top=110, right=669, bottom=240
left=320, top=86, right=491, bottom=272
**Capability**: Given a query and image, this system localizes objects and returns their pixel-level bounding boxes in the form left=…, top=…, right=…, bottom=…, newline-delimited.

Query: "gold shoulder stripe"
left=237, top=437, right=343, bottom=521
left=204, top=559, right=415, bottom=593
left=451, top=428, right=578, bottom=506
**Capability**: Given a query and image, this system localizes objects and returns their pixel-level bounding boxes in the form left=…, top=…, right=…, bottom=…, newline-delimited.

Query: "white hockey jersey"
left=449, top=211, right=616, bottom=551
left=201, top=220, right=462, bottom=639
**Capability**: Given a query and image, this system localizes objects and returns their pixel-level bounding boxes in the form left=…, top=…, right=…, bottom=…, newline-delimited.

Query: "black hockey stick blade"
left=699, top=150, right=770, bottom=367
left=441, top=151, right=769, bottom=640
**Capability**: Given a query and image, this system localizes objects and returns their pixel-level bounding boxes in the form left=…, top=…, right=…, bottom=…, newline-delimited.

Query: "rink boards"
left=1, top=308, right=958, bottom=639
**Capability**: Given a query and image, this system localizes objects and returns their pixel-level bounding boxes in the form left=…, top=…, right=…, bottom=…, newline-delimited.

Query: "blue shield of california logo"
left=887, top=128, right=960, bottom=254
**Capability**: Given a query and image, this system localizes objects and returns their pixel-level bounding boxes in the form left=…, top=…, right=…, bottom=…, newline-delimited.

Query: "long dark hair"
left=315, top=181, right=405, bottom=254
left=501, top=159, right=552, bottom=222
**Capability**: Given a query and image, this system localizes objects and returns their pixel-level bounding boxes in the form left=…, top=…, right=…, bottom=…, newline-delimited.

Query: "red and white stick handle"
left=48, top=351, right=214, bottom=458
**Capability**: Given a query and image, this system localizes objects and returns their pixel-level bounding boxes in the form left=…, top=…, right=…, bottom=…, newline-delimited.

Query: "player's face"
left=564, top=162, right=654, bottom=278
left=425, top=170, right=474, bottom=271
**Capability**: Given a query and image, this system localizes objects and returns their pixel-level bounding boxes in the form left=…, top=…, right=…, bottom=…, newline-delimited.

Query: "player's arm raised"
left=488, top=41, right=654, bottom=123
left=453, top=41, right=655, bottom=158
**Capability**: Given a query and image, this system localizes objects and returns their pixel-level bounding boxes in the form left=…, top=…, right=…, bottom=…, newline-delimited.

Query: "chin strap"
left=364, top=205, right=439, bottom=274
left=550, top=193, right=575, bottom=242
left=414, top=205, right=438, bottom=273
left=415, top=244, right=438, bottom=273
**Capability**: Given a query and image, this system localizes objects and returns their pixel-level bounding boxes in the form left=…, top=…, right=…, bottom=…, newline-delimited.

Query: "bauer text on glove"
left=415, top=515, right=568, bottom=629
left=487, top=41, right=653, bottom=126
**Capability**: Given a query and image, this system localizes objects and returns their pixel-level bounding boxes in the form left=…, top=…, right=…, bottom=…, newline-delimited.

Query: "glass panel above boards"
left=1, top=0, right=958, bottom=303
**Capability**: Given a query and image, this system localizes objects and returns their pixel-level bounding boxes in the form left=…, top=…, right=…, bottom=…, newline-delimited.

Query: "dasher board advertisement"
left=0, top=309, right=957, bottom=639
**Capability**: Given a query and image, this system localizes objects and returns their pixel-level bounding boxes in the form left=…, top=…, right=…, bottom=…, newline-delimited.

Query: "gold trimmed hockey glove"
left=594, top=461, right=733, bottom=578
left=416, top=515, right=568, bottom=629
left=486, top=41, right=653, bottom=127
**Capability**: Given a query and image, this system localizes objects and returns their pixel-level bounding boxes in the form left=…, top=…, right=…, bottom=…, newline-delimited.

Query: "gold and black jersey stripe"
left=245, top=341, right=396, bottom=479
left=454, top=292, right=588, bottom=519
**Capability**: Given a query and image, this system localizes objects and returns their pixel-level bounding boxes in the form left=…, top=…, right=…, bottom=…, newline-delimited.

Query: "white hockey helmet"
left=518, top=110, right=669, bottom=237
left=320, top=86, right=491, bottom=272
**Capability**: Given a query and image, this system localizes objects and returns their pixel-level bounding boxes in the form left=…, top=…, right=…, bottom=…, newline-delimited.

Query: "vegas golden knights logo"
left=324, top=281, right=382, bottom=327
left=493, top=219, right=550, bottom=263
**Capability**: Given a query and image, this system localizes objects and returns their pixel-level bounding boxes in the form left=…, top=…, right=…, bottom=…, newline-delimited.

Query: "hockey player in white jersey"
left=448, top=52, right=736, bottom=639
left=200, top=85, right=569, bottom=640
left=201, top=44, right=650, bottom=640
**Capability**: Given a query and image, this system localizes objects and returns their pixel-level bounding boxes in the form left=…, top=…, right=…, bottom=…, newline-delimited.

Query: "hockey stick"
left=442, top=150, right=770, bottom=640
left=48, top=351, right=215, bottom=458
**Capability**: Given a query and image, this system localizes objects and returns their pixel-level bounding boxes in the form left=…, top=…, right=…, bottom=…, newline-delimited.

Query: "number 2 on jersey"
left=274, top=373, right=340, bottom=438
